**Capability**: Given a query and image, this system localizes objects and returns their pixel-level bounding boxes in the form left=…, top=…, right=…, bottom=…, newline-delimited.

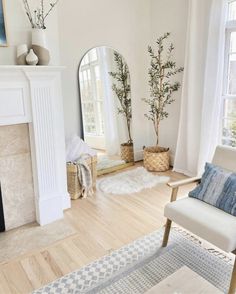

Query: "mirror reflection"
left=79, top=47, right=134, bottom=175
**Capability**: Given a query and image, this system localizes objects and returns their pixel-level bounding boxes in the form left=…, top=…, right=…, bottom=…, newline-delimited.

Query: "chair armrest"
left=167, top=177, right=201, bottom=189
left=167, top=177, right=201, bottom=202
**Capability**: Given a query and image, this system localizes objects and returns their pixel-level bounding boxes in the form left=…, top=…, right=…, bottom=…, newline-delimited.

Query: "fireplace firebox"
left=0, top=185, right=5, bottom=232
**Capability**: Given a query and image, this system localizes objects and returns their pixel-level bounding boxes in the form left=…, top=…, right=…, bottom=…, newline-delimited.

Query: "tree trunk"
left=126, top=118, right=132, bottom=144
left=154, top=120, right=159, bottom=146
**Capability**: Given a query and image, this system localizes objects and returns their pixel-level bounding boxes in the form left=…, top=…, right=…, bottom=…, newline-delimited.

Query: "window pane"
left=230, top=32, right=236, bottom=53
left=94, top=65, right=103, bottom=100
left=228, top=53, right=236, bottom=94
left=224, top=99, right=236, bottom=118
left=81, top=54, right=89, bottom=66
left=79, top=49, right=105, bottom=137
left=222, top=118, right=236, bottom=147
left=97, top=101, right=105, bottom=135
left=83, top=102, right=94, bottom=114
left=89, top=48, right=98, bottom=62
left=228, top=1, right=236, bottom=21
left=85, top=124, right=96, bottom=134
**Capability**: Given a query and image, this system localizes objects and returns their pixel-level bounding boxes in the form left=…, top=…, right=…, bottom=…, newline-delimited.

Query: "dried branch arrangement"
left=22, top=0, right=59, bottom=29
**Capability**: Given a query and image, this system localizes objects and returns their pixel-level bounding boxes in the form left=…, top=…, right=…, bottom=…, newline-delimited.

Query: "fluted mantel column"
left=0, top=66, right=70, bottom=226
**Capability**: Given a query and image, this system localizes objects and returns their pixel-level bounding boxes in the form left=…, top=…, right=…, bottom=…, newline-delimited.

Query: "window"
left=80, top=49, right=105, bottom=137
left=222, top=0, right=236, bottom=147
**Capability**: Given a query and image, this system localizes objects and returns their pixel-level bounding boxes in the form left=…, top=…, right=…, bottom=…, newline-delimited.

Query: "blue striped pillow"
left=189, top=163, right=236, bottom=216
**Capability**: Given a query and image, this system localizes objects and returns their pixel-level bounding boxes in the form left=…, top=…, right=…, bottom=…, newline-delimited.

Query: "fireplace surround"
left=0, top=66, right=70, bottom=230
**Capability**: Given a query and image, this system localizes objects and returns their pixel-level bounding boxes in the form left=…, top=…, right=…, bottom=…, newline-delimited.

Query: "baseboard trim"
left=134, top=150, right=144, bottom=161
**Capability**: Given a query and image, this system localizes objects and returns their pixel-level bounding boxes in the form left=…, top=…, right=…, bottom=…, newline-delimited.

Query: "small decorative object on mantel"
left=26, top=48, right=38, bottom=65
left=16, top=44, right=28, bottom=65
left=143, top=33, right=184, bottom=172
left=109, top=52, right=134, bottom=163
left=21, top=0, right=59, bottom=65
left=32, top=28, right=50, bottom=65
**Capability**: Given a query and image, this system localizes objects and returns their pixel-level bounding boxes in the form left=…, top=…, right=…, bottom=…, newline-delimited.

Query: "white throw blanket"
left=66, top=135, right=97, bottom=162
left=76, top=155, right=93, bottom=198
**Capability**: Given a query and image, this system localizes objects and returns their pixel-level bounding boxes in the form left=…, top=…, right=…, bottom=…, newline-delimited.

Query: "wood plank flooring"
left=0, top=165, right=193, bottom=294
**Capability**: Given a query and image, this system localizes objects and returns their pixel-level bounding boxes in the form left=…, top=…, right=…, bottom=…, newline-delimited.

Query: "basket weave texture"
left=120, top=143, right=134, bottom=163
left=143, top=146, right=169, bottom=172
left=67, top=155, right=97, bottom=200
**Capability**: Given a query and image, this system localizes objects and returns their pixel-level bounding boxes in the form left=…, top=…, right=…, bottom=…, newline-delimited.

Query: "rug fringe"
left=206, top=248, right=232, bottom=263
left=171, top=226, right=202, bottom=245
left=171, top=226, right=233, bottom=264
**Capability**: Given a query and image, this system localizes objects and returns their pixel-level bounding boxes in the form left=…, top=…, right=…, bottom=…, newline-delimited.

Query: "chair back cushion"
left=212, top=145, right=236, bottom=172
left=189, top=162, right=236, bottom=216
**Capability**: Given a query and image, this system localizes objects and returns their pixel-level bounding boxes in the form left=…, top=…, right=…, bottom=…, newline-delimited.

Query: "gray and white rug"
left=34, top=228, right=233, bottom=294
left=97, top=167, right=169, bottom=194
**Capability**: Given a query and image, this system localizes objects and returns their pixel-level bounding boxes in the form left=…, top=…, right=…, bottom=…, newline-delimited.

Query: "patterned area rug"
left=34, top=228, right=233, bottom=294
left=97, top=167, right=170, bottom=194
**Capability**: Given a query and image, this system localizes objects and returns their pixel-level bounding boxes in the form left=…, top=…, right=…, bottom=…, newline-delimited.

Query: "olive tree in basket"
left=109, top=52, right=134, bottom=163
left=143, top=32, right=184, bottom=171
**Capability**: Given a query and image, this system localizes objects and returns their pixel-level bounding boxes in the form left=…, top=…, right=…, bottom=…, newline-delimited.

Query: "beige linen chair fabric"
left=162, top=146, right=236, bottom=294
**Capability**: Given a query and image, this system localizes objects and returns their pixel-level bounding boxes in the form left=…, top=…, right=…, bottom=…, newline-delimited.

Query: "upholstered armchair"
left=162, top=146, right=236, bottom=294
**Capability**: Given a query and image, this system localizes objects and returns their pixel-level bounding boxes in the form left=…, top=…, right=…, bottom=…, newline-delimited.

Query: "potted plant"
left=143, top=32, right=184, bottom=171
left=109, top=52, right=134, bottom=163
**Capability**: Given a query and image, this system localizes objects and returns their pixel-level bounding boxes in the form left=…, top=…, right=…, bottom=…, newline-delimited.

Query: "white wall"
left=0, top=0, right=60, bottom=65
left=1, top=0, right=189, bottom=162
left=149, top=0, right=189, bottom=161
left=58, top=0, right=151, bottom=159
left=58, top=0, right=189, bottom=161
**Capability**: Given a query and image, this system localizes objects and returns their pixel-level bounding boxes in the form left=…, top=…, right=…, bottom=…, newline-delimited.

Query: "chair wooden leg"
left=229, top=253, right=236, bottom=294
left=162, top=219, right=172, bottom=247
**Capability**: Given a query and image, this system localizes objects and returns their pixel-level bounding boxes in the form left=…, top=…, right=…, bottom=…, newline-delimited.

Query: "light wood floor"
left=0, top=164, right=193, bottom=294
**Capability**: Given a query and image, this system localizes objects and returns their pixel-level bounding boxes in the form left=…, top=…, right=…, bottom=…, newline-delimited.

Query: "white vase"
left=32, top=29, right=50, bottom=65
left=26, top=49, right=39, bottom=66
left=16, top=44, right=28, bottom=65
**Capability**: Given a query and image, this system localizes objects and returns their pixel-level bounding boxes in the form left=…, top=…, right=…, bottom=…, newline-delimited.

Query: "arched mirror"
left=78, top=47, right=134, bottom=175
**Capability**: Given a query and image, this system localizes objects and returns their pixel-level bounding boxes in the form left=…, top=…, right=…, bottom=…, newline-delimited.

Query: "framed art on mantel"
left=0, top=0, right=7, bottom=47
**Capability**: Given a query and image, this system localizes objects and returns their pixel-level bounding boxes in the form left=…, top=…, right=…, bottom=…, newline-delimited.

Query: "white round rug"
left=97, top=167, right=170, bottom=194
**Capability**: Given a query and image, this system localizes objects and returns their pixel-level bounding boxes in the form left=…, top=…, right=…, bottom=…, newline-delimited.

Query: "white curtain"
left=101, top=48, right=120, bottom=156
left=174, top=0, right=227, bottom=176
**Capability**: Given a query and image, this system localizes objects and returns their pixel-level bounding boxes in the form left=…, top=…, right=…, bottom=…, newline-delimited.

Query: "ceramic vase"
left=16, top=44, right=28, bottom=65
left=32, top=29, right=50, bottom=65
left=26, top=49, right=39, bottom=66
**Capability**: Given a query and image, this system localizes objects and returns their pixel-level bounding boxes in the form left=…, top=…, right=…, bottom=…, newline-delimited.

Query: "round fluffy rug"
left=97, top=167, right=170, bottom=194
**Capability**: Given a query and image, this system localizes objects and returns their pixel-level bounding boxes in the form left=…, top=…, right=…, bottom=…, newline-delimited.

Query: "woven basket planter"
left=120, top=143, right=134, bottom=163
left=67, top=155, right=97, bottom=200
left=143, top=146, right=170, bottom=172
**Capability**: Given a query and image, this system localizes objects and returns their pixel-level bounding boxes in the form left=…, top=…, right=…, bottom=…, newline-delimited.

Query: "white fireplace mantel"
left=0, top=66, right=71, bottom=226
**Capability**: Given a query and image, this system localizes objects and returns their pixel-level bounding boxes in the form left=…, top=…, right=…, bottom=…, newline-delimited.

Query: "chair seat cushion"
left=165, top=197, right=236, bottom=252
